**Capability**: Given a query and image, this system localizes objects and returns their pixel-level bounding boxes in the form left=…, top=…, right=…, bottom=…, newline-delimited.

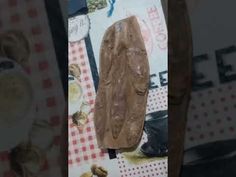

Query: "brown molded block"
left=94, top=16, right=150, bottom=149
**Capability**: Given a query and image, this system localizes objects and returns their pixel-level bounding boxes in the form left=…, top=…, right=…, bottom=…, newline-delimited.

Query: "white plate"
left=0, top=57, right=35, bottom=151
left=68, top=75, right=83, bottom=115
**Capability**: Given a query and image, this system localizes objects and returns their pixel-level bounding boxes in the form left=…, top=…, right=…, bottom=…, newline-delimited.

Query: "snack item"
left=69, top=64, right=81, bottom=80
left=72, top=111, right=88, bottom=128
left=94, top=16, right=149, bottom=149
left=91, top=164, right=108, bottom=177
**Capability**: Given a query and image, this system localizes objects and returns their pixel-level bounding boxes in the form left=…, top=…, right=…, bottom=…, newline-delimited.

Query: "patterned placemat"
left=117, top=86, right=168, bottom=177
left=147, top=87, right=168, bottom=114
left=0, top=1, right=65, bottom=177
left=68, top=1, right=168, bottom=176
left=117, top=154, right=167, bottom=177
left=68, top=40, right=107, bottom=167
left=68, top=40, right=167, bottom=177
left=68, top=39, right=168, bottom=177
left=185, top=83, right=236, bottom=149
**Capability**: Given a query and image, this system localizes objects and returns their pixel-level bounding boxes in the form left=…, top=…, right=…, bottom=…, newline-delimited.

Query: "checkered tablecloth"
left=68, top=40, right=107, bottom=168
left=0, top=1, right=65, bottom=177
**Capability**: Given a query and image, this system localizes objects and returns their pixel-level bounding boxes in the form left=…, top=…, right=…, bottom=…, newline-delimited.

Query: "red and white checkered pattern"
left=185, top=83, right=236, bottom=149
left=0, top=1, right=65, bottom=177
left=68, top=40, right=107, bottom=168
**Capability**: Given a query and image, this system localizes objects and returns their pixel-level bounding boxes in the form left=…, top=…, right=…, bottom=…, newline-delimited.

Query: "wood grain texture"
left=94, top=16, right=149, bottom=149
left=168, top=0, right=193, bottom=177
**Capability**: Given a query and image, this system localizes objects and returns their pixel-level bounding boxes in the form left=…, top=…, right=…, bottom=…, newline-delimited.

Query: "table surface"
left=0, top=1, right=65, bottom=177
left=68, top=0, right=168, bottom=176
